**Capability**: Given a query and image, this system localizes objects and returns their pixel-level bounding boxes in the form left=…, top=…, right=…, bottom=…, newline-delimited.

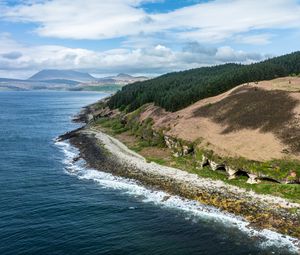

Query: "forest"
left=108, top=51, right=300, bottom=112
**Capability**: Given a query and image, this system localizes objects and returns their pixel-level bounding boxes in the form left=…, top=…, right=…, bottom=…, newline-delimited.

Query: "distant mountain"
left=0, top=71, right=148, bottom=92
left=94, top=73, right=148, bottom=85
left=0, top=78, right=24, bottom=82
left=28, top=69, right=96, bottom=82
left=114, top=73, right=133, bottom=79
left=0, top=76, right=81, bottom=91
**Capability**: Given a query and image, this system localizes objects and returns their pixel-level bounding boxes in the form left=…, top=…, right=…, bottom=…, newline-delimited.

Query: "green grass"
left=146, top=154, right=300, bottom=203
left=226, top=157, right=300, bottom=181
left=195, top=148, right=300, bottom=181
left=128, top=141, right=152, bottom=153
left=93, top=117, right=129, bottom=135
left=92, top=116, right=300, bottom=203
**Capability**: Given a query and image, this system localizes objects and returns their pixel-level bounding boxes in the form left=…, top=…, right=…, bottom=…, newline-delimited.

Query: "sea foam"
left=55, top=140, right=300, bottom=253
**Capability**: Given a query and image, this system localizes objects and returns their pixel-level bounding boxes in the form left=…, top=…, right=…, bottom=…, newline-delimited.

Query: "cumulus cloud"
left=1, top=0, right=300, bottom=43
left=234, top=34, right=274, bottom=45
left=1, top=51, right=22, bottom=59
left=158, top=0, right=300, bottom=43
left=0, top=0, right=298, bottom=77
left=0, top=34, right=267, bottom=78
left=1, top=0, right=150, bottom=40
left=215, top=46, right=263, bottom=62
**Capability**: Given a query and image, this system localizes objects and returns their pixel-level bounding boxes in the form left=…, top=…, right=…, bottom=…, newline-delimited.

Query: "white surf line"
left=87, top=128, right=300, bottom=210
left=55, top=138, right=300, bottom=253
left=87, top=128, right=300, bottom=250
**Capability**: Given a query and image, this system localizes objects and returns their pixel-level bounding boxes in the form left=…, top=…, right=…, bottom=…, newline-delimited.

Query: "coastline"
left=58, top=103, right=300, bottom=248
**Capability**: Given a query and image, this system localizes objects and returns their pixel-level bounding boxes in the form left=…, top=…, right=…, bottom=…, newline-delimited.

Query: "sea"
left=0, top=91, right=298, bottom=255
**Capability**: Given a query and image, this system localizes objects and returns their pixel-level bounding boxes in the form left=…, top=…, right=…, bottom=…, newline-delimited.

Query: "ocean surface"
left=0, top=91, right=298, bottom=255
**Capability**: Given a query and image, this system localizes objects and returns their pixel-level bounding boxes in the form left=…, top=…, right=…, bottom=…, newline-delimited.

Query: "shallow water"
left=0, top=91, right=298, bottom=255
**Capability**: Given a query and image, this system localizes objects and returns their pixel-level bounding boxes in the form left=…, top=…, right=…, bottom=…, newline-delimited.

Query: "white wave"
left=55, top=140, right=300, bottom=254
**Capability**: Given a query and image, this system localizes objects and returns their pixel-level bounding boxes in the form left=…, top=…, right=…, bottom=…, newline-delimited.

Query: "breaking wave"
left=55, top=140, right=300, bottom=254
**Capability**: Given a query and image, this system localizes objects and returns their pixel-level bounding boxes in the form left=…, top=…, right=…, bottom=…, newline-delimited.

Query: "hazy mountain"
left=0, top=78, right=24, bottom=82
left=28, top=69, right=96, bottom=82
left=0, top=71, right=148, bottom=92
left=95, top=73, right=148, bottom=84
left=114, top=73, right=133, bottom=79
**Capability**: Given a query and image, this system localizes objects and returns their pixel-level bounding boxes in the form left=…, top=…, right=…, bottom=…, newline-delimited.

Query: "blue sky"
left=0, top=0, right=300, bottom=78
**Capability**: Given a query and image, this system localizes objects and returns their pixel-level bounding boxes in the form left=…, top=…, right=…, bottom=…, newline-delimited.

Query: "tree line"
left=108, top=51, right=300, bottom=112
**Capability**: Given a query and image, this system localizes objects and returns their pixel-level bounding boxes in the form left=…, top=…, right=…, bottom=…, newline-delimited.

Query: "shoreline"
left=57, top=103, right=300, bottom=249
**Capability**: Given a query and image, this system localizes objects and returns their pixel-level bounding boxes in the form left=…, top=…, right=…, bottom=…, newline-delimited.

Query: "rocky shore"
left=58, top=122, right=300, bottom=243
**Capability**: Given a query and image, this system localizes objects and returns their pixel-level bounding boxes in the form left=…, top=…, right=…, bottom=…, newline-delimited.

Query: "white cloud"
left=1, top=51, right=22, bottom=59
left=156, top=0, right=300, bottom=42
left=234, top=34, right=273, bottom=45
left=1, top=0, right=300, bottom=43
left=0, top=34, right=266, bottom=78
left=1, top=0, right=150, bottom=40
left=215, top=46, right=262, bottom=62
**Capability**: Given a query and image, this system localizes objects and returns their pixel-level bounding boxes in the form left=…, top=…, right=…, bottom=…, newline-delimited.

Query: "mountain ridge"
left=0, top=70, right=148, bottom=91
left=28, top=69, right=96, bottom=82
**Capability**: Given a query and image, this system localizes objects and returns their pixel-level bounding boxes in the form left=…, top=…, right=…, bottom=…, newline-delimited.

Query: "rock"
left=87, top=114, right=93, bottom=122
left=162, top=195, right=171, bottom=202
left=247, top=173, right=261, bottom=184
left=56, top=127, right=83, bottom=141
left=208, top=160, right=218, bottom=171
left=164, top=135, right=177, bottom=149
left=285, top=171, right=300, bottom=184
left=208, top=160, right=225, bottom=171
left=225, top=166, right=238, bottom=179
left=200, top=155, right=209, bottom=169
left=182, top=145, right=193, bottom=155
left=173, top=152, right=181, bottom=158
left=164, top=135, right=193, bottom=156
left=228, top=174, right=236, bottom=180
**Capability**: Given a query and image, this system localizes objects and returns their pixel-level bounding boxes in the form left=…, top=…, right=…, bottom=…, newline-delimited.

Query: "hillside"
left=63, top=76, right=300, bottom=241
left=89, top=75, right=300, bottom=190
left=73, top=73, right=300, bottom=239
left=135, top=77, right=300, bottom=162
left=28, top=69, right=96, bottom=82
left=108, top=51, right=300, bottom=112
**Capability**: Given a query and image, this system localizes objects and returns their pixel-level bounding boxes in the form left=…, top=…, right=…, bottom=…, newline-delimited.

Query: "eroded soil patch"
left=193, top=87, right=300, bottom=153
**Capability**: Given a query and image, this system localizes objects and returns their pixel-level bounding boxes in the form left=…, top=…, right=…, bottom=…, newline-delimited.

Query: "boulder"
left=208, top=160, right=225, bottom=171
left=247, top=173, right=260, bottom=184
left=200, top=155, right=209, bottom=169
left=226, top=166, right=238, bottom=179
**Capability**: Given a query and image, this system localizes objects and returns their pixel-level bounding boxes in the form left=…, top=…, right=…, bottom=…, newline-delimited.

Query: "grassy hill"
left=89, top=76, right=300, bottom=202
left=108, top=51, right=300, bottom=112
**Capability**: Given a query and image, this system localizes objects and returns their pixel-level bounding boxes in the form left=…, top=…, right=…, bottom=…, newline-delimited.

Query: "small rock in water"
left=129, top=207, right=136, bottom=210
left=162, top=195, right=171, bottom=202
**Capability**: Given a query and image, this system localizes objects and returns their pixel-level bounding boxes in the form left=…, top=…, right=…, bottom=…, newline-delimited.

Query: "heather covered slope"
left=94, top=52, right=300, bottom=186
left=137, top=77, right=300, bottom=162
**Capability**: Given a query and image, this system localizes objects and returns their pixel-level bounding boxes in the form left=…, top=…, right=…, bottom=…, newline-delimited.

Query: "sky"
left=0, top=0, right=300, bottom=79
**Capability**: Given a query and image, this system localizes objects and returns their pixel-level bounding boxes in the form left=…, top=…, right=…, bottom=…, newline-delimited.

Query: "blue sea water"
left=0, top=91, right=298, bottom=255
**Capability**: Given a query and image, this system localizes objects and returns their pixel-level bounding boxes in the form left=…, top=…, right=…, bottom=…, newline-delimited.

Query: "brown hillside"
left=139, top=77, right=300, bottom=161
